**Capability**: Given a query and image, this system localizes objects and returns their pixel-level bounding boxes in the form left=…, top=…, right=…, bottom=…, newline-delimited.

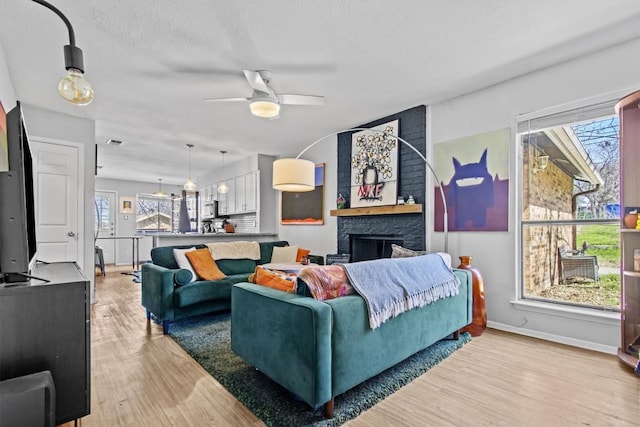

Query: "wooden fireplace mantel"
left=330, top=204, right=423, bottom=217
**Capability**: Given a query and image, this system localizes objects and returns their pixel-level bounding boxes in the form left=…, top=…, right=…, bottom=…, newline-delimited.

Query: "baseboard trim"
left=487, top=321, right=618, bottom=355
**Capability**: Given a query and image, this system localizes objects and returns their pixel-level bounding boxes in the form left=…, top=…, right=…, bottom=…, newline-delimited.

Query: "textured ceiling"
left=1, top=0, right=639, bottom=185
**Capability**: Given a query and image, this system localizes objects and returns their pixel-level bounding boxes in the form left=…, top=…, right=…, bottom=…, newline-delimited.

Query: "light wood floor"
left=71, top=265, right=639, bottom=426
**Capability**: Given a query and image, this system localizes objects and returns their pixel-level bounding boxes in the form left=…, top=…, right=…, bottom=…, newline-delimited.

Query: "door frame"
left=29, top=136, right=86, bottom=274
left=94, top=189, right=117, bottom=264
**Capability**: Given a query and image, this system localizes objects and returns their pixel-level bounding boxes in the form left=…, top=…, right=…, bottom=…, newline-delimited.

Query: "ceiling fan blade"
left=277, top=94, right=325, bottom=106
left=243, top=70, right=270, bottom=94
left=203, top=97, right=250, bottom=103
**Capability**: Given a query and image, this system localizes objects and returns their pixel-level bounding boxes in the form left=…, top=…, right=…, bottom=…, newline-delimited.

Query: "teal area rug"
left=169, top=313, right=471, bottom=426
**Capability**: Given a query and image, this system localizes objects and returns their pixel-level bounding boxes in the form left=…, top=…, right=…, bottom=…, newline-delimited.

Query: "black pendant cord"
left=32, top=0, right=76, bottom=46
left=32, top=0, right=86, bottom=72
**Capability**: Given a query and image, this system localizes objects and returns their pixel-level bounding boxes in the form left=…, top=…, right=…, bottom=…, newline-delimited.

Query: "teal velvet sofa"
left=231, top=267, right=472, bottom=418
left=142, top=240, right=315, bottom=334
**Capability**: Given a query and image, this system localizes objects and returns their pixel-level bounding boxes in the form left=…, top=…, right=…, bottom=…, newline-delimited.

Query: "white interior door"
left=95, top=191, right=116, bottom=264
left=31, top=141, right=80, bottom=264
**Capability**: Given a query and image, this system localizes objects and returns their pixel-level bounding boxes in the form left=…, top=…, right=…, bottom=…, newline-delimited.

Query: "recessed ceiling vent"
left=105, top=139, right=122, bottom=145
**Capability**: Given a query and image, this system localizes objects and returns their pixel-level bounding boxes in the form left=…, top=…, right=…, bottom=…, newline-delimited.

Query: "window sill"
left=510, top=300, right=619, bottom=326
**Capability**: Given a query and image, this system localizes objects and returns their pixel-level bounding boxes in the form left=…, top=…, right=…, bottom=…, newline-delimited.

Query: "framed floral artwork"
left=350, top=120, right=399, bottom=208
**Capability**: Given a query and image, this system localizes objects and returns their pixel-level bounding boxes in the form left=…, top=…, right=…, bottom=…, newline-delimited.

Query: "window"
left=94, top=196, right=111, bottom=233
left=519, top=100, right=620, bottom=311
left=136, top=195, right=172, bottom=232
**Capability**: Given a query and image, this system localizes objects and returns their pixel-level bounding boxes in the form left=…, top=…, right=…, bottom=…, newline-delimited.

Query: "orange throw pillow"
left=185, top=248, right=226, bottom=281
left=296, top=248, right=311, bottom=263
left=253, top=267, right=297, bottom=293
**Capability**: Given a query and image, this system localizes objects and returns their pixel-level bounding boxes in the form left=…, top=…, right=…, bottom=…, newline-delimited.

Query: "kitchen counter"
left=148, top=232, right=278, bottom=247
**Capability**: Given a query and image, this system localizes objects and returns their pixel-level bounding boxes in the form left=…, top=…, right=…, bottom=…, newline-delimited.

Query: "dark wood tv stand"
left=0, top=261, right=91, bottom=424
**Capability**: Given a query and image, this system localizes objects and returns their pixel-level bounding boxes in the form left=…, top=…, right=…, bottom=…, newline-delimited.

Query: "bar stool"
left=95, top=246, right=105, bottom=276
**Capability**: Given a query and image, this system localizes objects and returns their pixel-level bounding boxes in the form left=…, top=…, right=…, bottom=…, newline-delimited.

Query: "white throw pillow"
left=270, top=245, right=299, bottom=263
left=173, top=247, right=197, bottom=282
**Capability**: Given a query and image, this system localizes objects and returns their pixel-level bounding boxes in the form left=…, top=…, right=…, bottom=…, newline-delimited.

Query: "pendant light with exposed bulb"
left=217, top=150, right=229, bottom=194
left=32, top=0, right=94, bottom=105
left=184, top=144, right=196, bottom=191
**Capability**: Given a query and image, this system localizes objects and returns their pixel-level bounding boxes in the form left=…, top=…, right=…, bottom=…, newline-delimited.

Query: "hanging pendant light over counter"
left=184, top=144, right=196, bottom=191
left=217, top=150, right=229, bottom=194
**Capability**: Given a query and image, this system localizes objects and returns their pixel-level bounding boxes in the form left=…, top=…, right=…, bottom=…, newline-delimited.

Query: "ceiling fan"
left=204, top=70, right=324, bottom=119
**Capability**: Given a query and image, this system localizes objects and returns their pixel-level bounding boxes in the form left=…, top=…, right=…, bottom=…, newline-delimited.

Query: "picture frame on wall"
left=433, top=128, right=510, bottom=232
left=350, top=120, right=399, bottom=208
left=119, top=196, right=135, bottom=214
left=281, top=163, right=324, bottom=225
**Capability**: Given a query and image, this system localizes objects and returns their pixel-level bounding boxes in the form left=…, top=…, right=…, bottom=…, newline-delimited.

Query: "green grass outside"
left=600, top=274, right=621, bottom=307
left=576, top=223, right=620, bottom=266
left=571, top=223, right=620, bottom=308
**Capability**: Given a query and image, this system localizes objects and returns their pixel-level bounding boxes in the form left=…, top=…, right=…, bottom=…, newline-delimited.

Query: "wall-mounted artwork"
left=0, top=100, right=8, bottom=172
left=350, top=120, right=399, bottom=208
left=281, top=163, right=324, bottom=225
left=434, top=128, right=510, bottom=232
left=119, top=196, right=135, bottom=214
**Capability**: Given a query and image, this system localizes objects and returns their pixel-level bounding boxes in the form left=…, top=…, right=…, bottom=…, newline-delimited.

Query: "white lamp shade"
left=250, top=100, right=280, bottom=118
left=272, top=158, right=316, bottom=192
left=217, top=181, right=229, bottom=194
left=184, top=178, right=196, bottom=191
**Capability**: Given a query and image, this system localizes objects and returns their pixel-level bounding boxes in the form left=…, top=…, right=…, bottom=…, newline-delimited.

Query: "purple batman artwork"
left=434, top=129, right=509, bottom=232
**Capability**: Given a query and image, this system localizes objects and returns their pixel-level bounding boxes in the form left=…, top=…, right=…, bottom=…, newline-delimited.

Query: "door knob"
left=68, top=231, right=76, bottom=237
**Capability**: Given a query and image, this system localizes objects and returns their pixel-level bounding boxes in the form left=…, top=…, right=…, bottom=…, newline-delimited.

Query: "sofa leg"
left=323, top=398, right=334, bottom=418
left=162, top=321, right=169, bottom=335
left=453, top=330, right=460, bottom=340
left=146, top=310, right=151, bottom=321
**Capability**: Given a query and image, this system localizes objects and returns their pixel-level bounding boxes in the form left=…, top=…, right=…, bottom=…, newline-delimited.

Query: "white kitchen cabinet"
left=230, top=171, right=258, bottom=214
left=218, top=179, right=236, bottom=214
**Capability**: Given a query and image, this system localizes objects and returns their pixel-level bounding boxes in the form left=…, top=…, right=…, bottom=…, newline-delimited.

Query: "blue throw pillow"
left=174, top=268, right=193, bottom=286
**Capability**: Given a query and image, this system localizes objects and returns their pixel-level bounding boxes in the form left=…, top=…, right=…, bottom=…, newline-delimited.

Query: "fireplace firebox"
left=350, top=234, right=404, bottom=262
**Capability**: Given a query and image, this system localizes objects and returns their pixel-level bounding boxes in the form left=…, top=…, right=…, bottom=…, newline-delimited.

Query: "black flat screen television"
left=0, top=101, right=38, bottom=283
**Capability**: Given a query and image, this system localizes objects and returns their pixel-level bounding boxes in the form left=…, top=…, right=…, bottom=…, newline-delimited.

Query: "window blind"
left=516, top=99, right=618, bottom=133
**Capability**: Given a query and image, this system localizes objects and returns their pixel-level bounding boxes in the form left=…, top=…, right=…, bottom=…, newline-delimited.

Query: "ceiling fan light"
left=250, top=100, right=280, bottom=118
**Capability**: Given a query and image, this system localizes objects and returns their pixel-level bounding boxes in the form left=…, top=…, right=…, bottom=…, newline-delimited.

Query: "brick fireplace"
left=336, top=105, right=427, bottom=258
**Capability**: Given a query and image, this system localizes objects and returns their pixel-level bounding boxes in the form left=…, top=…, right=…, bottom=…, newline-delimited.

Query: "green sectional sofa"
left=142, top=240, right=321, bottom=334
left=231, top=265, right=472, bottom=418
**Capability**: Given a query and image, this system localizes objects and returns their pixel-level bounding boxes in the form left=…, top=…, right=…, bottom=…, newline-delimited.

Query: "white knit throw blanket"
left=205, top=241, right=261, bottom=260
left=342, top=254, right=460, bottom=329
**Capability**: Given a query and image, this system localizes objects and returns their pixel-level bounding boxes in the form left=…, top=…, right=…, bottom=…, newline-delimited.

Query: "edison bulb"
left=58, top=69, right=94, bottom=105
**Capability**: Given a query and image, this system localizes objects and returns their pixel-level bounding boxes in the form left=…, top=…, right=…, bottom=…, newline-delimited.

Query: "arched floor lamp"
left=272, top=128, right=449, bottom=253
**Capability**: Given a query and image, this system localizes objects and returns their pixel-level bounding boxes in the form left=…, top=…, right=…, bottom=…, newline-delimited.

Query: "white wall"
left=428, top=37, right=640, bottom=352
